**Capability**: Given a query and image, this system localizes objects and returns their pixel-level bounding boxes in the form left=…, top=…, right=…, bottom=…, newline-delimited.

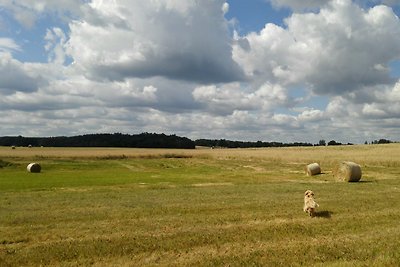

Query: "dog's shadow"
left=314, top=210, right=333, bottom=218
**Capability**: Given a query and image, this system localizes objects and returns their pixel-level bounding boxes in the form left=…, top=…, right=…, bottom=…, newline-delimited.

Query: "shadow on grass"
left=315, top=210, right=333, bottom=218
left=353, top=180, right=375, bottom=183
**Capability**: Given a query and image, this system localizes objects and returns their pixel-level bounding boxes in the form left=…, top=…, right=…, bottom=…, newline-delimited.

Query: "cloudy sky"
left=1, top=0, right=400, bottom=144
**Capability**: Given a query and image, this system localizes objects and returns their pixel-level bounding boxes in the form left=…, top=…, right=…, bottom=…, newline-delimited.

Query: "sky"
left=1, top=0, right=400, bottom=144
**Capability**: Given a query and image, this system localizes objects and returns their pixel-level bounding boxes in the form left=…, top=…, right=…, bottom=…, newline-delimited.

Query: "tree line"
left=0, top=134, right=394, bottom=149
left=0, top=133, right=195, bottom=149
left=195, top=138, right=395, bottom=148
left=194, top=139, right=314, bottom=148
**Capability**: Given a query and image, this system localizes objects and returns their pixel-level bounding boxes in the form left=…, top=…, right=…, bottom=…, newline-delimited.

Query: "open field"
left=1, top=144, right=400, bottom=266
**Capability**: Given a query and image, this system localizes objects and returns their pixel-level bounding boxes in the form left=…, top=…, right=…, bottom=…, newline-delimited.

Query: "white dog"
left=303, top=190, right=319, bottom=217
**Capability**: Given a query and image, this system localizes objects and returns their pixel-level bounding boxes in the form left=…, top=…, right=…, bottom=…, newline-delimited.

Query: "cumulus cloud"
left=192, top=82, right=296, bottom=115
left=234, top=0, right=400, bottom=95
left=44, top=28, right=68, bottom=64
left=298, top=108, right=325, bottom=122
left=66, top=0, right=244, bottom=83
left=0, top=52, right=46, bottom=94
left=0, top=0, right=84, bottom=27
left=359, top=81, right=400, bottom=118
left=0, top=38, right=21, bottom=53
left=222, top=2, right=230, bottom=14
left=269, top=0, right=399, bottom=11
left=193, top=83, right=257, bottom=115
left=313, top=79, right=400, bottom=141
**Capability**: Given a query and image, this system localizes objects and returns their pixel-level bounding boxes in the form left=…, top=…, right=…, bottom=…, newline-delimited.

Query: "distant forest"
left=0, top=133, right=394, bottom=149
left=0, top=133, right=195, bottom=149
left=194, top=139, right=314, bottom=148
left=195, top=138, right=394, bottom=148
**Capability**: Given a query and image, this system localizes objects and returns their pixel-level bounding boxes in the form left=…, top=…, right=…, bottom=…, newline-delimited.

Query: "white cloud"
left=193, top=83, right=257, bottom=115
left=316, top=80, right=400, bottom=142
left=44, top=28, right=68, bottom=64
left=0, top=38, right=20, bottom=52
left=0, top=52, right=46, bottom=94
left=222, top=2, right=229, bottom=14
left=362, top=103, right=387, bottom=117
left=0, top=0, right=84, bottom=27
left=233, top=0, right=400, bottom=95
left=192, top=82, right=295, bottom=115
left=298, top=108, right=325, bottom=122
left=66, top=0, right=244, bottom=83
left=254, top=82, right=297, bottom=109
left=269, top=0, right=400, bottom=11
left=359, top=81, right=400, bottom=118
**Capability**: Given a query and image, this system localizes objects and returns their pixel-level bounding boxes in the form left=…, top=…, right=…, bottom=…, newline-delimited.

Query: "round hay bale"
left=27, top=163, right=41, bottom=173
left=305, top=163, right=321, bottom=176
left=335, top=161, right=362, bottom=182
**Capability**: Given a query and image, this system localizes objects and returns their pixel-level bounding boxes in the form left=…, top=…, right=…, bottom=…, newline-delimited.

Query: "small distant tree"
left=319, top=139, right=326, bottom=146
left=328, top=140, right=342, bottom=146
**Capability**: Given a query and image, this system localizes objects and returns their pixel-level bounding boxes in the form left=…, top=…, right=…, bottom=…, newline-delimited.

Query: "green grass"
left=1, top=146, right=400, bottom=266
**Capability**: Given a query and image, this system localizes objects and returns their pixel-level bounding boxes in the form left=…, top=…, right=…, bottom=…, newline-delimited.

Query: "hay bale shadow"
left=315, top=210, right=332, bottom=218
left=354, top=180, right=374, bottom=183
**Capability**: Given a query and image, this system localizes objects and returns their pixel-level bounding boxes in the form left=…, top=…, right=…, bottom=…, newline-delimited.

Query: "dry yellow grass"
left=1, top=144, right=400, bottom=266
left=1, top=143, right=399, bottom=160
left=2, top=144, right=399, bottom=172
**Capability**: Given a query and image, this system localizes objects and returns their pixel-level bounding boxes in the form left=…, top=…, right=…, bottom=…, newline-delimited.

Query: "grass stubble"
left=0, top=144, right=399, bottom=266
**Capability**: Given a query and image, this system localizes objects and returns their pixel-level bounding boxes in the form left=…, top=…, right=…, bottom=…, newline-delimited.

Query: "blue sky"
left=227, top=0, right=290, bottom=33
left=1, top=0, right=400, bottom=144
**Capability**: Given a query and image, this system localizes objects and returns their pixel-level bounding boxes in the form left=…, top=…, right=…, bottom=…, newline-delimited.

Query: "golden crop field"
left=1, top=143, right=399, bottom=162
left=1, top=144, right=400, bottom=266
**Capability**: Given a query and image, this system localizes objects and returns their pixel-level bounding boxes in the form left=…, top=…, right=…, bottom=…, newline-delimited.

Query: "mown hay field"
left=1, top=144, right=400, bottom=266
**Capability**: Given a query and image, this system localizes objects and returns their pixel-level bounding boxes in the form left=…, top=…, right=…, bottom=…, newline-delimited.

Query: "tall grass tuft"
left=0, top=159, right=13, bottom=168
